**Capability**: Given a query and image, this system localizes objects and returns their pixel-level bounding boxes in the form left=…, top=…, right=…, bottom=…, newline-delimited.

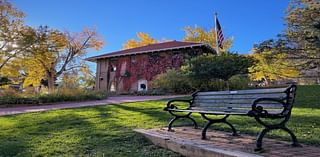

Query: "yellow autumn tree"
left=123, top=32, right=157, bottom=49
left=20, top=57, right=46, bottom=88
left=24, top=26, right=103, bottom=93
left=0, top=58, right=22, bottom=86
left=249, top=50, right=300, bottom=86
left=0, top=0, right=28, bottom=72
left=183, top=25, right=233, bottom=53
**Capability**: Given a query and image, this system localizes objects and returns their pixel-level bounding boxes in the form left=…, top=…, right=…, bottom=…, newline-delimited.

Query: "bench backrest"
left=191, top=85, right=297, bottom=113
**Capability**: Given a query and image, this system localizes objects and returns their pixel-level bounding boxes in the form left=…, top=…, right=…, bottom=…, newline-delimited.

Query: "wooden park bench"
left=164, top=84, right=301, bottom=151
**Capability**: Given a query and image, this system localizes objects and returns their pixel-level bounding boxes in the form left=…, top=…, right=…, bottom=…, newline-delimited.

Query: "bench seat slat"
left=191, top=107, right=282, bottom=111
left=193, top=103, right=284, bottom=109
left=195, top=93, right=287, bottom=100
left=196, top=87, right=287, bottom=96
left=191, top=107, right=283, bottom=113
left=193, top=99, right=284, bottom=104
left=169, top=108, right=283, bottom=115
left=168, top=108, right=248, bottom=115
left=191, top=107, right=249, bottom=112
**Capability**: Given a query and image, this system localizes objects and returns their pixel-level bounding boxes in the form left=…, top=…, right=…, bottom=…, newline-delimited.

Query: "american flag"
left=216, top=17, right=224, bottom=49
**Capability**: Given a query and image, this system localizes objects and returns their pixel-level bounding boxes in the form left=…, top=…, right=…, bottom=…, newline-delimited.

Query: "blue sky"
left=13, top=0, right=289, bottom=57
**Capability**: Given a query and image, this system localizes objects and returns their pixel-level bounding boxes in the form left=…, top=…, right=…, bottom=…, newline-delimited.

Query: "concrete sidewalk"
left=0, top=95, right=185, bottom=116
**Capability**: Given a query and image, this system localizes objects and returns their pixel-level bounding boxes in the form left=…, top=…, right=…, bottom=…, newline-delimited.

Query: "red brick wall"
left=102, top=49, right=202, bottom=93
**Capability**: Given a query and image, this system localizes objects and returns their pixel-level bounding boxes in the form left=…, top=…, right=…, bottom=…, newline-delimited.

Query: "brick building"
left=86, top=41, right=215, bottom=93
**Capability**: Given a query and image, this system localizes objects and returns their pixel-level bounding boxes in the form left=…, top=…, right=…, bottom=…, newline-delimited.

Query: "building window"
left=138, top=79, right=147, bottom=91
left=140, top=84, right=146, bottom=90
left=111, top=65, right=117, bottom=72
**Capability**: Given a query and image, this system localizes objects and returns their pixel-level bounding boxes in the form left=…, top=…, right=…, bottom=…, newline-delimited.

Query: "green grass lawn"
left=0, top=85, right=319, bottom=156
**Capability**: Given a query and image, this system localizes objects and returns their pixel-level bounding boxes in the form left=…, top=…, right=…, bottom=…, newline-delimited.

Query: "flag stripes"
left=216, top=17, right=224, bottom=49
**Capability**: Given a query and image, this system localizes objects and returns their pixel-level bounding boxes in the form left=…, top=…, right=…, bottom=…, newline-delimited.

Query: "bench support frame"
left=254, top=112, right=301, bottom=151
left=168, top=111, right=198, bottom=131
left=201, top=114, right=238, bottom=139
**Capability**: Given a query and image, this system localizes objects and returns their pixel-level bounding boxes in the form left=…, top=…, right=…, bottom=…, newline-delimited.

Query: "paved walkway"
left=0, top=95, right=185, bottom=116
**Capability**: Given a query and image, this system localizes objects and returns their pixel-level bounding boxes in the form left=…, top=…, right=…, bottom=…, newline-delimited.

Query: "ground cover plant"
left=0, top=89, right=107, bottom=107
left=0, top=85, right=319, bottom=156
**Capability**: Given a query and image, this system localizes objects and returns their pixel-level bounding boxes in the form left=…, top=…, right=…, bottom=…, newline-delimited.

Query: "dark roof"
left=86, top=41, right=215, bottom=62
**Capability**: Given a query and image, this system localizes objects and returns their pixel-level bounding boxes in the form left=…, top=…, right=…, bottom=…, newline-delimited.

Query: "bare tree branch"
left=64, top=65, right=85, bottom=72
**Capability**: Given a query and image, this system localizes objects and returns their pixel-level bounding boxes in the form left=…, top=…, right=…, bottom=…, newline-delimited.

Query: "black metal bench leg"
left=168, top=116, right=180, bottom=131
left=254, top=115, right=300, bottom=151
left=224, top=121, right=239, bottom=136
left=168, top=112, right=198, bottom=131
left=255, top=128, right=270, bottom=151
left=202, top=121, right=214, bottom=140
left=186, top=116, right=198, bottom=129
left=281, top=127, right=301, bottom=147
left=201, top=114, right=237, bottom=139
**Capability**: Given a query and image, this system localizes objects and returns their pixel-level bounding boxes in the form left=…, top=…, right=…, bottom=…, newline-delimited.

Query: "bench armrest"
left=164, top=99, right=192, bottom=111
left=248, top=97, right=287, bottom=118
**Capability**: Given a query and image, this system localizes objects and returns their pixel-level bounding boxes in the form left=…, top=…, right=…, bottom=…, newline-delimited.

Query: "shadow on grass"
left=110, top=102, right=206, bottom=129
left=0, top=112, right=98, bottom=156
left=0, top=105, right=129, bottom=156
left=0, top=104, right=182, bottom=157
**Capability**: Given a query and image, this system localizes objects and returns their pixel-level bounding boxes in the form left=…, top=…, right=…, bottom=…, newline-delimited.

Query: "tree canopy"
left=286, top=0, right=320, bottom=56
left=249, top=46, right=300, bottom=85
left=123, top=32, right=157, bottom=49
left=286, top=0, right=320, bottom=82
left=183, top=53, right=254, bottom=82
left=22, top=26, right=103, bottom=92
left=248, top=0, right=319, bottom=84
left=0, top=0, right=26, bottom=72
left=183, top=25, right=233, bottom=53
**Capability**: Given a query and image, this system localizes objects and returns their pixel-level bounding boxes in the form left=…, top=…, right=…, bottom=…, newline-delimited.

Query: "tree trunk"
left=47, top=73, right=56, bottom=93
left=263, top=76, right=270, bottom=87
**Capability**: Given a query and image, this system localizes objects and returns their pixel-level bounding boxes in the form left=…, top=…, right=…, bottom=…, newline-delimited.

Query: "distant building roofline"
left=85, top=40, right=215, bottom=62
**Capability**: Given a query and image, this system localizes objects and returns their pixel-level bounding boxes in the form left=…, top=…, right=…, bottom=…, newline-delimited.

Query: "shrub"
left=38, top=89, right=107, bottom=103
left=0, top=88, right=19, bottom=97
left=184, top=53, right=254, bottom=81
left=150, top=89, right=166, bottom=95
left=176, top=75, right=250, bottom=92
left=0, top=77, right=12, bottom=86
left=228, top=75, right=251, bottom=90
left=189, top=79, right=226, bottom=91
left=182, top=53, right=254, bottom=91
left=151, top=65, right=252, bottom=93
left=0, top=90, right=108, bottom=107
left=127, top=89, right=166, bottom=96
left=152, top=69, right=193, bottom=94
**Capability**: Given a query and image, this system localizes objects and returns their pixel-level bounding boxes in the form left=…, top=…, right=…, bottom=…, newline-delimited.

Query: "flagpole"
left=214, top=12, right=220, bottom=55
